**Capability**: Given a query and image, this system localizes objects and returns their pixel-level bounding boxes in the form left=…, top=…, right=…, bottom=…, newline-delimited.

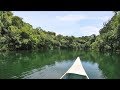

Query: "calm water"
left=0, top=50, right=120, bottom=79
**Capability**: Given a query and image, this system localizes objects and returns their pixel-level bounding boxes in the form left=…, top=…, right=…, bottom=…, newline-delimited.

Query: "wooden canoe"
left=60, top=57, right=89, bottom=79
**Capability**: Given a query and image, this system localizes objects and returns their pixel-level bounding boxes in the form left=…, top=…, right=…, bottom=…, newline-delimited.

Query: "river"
left=0, top=50, right=120, bottom=79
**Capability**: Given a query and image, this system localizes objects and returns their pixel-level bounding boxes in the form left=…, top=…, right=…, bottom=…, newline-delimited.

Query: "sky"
left=12, top=11, right=114, bottom=37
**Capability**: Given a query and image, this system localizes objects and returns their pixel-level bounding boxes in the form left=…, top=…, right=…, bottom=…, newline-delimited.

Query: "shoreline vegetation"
left=0, top=11, right=120, bottom=52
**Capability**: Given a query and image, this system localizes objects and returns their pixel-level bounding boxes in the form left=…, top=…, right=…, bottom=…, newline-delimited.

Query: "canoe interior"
left=61, top=73, right=88, bottom=79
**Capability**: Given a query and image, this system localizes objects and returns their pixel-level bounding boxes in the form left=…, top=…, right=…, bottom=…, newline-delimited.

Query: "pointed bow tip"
left=77, top=57, right=80, bottom=59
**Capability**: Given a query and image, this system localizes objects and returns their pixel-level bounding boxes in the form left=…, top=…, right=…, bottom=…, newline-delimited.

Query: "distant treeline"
left=0, top=11, right=120, bottom=52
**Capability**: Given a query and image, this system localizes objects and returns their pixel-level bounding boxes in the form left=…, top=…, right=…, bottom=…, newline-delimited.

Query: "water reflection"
left=0, top=50, right=120, bottom=79
left=22, top=60, right=73, bottom=79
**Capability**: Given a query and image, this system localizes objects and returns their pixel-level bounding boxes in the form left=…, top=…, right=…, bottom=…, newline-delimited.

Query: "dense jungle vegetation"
left=0, top=11, right=120, bottom=52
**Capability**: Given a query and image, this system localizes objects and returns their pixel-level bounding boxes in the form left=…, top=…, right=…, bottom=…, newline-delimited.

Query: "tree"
left=12, top=16, right=24, bottom=29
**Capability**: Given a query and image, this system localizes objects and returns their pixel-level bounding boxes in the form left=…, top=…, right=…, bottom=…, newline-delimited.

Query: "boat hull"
left=60, top=57, right=89, bottom=79
left=61, top=73, right=88, bottom=79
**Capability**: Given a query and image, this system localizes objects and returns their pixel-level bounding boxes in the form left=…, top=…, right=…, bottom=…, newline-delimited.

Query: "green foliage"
left=0, top=11, right=120, bottom=52
left=12, top=16, right=24, bottom=29
left=94, top=11, right=120, bottom=52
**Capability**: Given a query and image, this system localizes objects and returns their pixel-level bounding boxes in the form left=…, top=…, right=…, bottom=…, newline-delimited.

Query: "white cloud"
left=56, top=15, right=87, bottom=21
left=90, top=16, right=112, bottom=22
left=73, top=26, right=100, bottom=37
left=56, top=14, right=112, bottom=23
left=54, top=26, right=100, bottom=37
